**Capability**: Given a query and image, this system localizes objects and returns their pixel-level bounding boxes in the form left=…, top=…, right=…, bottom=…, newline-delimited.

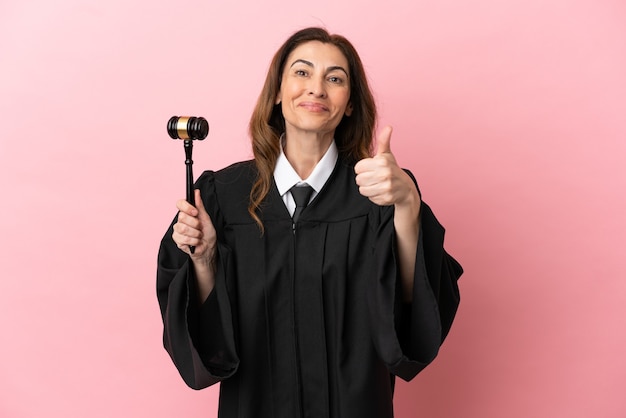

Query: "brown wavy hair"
left=248, top=27, right=377, bottom=230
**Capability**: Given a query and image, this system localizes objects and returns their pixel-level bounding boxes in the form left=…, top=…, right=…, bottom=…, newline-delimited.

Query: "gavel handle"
left=184, top=140, right=195, bottom=254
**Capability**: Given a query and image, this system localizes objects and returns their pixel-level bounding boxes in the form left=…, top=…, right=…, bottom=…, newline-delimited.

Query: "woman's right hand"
left=173, top=189, right=217, bottom=266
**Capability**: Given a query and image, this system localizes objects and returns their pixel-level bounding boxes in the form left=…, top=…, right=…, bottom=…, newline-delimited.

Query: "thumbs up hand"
left=354, top=126, right=420, bottom=208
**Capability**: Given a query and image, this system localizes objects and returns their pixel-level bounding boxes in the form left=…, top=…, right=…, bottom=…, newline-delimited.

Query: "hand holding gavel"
left=167, top=116, right=209, bottom=254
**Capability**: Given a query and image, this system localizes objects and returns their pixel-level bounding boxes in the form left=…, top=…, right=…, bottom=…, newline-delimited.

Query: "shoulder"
left=214, top=160, right=257, bottom=183
left=195, top=160, right=257, bottom=224
left=196, top=160, right=257, bottom=188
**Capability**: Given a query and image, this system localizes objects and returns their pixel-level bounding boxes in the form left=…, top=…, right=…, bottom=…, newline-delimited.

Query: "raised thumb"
left=375, top=126, right=393, bottom=155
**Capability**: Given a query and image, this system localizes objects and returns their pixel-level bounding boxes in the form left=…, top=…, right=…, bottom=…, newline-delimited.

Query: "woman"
left=157, top=27, right=462, bottom=418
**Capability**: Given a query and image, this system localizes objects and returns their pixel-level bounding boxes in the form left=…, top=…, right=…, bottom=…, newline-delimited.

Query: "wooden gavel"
left=167, top=116, right=209, bottom=253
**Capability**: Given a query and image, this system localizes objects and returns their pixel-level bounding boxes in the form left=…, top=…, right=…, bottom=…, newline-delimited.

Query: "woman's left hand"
left=356, top=126, right=421, bottom=302
left=354, top=126, right=421, bottom=209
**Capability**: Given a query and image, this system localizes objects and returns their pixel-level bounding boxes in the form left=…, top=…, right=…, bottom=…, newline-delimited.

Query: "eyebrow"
left=290, top=59, right=349, bottom=77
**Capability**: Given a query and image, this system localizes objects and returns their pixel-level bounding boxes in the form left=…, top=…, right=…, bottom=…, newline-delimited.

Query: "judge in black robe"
left=156, top=27, right=462, bottom=418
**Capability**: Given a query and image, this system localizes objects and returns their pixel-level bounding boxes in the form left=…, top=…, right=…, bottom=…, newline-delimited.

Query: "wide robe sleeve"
left=156, top=171, right=239, bottom=390
left=368, top=172, right=463, bottom=382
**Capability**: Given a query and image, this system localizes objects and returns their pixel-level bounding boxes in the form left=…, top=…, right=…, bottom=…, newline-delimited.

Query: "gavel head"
left=167, top=116, right=209, bottom=140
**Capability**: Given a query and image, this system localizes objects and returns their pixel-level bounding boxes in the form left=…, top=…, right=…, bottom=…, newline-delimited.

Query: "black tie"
left=290, top=185, right=314, bottom=224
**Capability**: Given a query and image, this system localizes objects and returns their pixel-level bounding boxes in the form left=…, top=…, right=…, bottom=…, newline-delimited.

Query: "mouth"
left=298, top=102, right=329, bottom=112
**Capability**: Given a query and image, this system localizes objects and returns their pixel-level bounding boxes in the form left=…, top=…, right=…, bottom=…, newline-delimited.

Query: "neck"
left=283, top=131, right=333, bottom=179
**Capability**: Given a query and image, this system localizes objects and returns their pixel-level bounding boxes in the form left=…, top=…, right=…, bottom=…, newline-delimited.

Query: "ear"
left=275, top=91, right=282, bottom=105
left=344, top=101, right=353, bottom=117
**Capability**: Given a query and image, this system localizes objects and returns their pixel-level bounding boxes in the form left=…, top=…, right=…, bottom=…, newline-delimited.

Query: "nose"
left=308, top=76, right=326, bottom=98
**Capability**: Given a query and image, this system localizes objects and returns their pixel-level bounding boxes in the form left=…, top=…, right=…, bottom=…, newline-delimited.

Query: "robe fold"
left=157, top=158, right=462, bottom=418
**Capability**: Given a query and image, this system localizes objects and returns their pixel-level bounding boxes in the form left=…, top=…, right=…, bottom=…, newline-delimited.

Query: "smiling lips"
left=298, top=101, right=329, bottom=112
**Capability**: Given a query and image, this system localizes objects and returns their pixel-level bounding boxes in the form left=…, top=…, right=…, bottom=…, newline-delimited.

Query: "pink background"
left=1, top=0, right=625, bottom=417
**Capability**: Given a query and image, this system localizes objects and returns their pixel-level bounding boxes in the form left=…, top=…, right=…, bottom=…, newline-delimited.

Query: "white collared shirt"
left=274, top=139, right=338, bottom=217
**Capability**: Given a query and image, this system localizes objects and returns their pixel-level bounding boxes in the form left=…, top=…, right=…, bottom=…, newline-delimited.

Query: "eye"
left=294, top=69, right=308, bottom=77
left=328, top=75, right=344, bottom=84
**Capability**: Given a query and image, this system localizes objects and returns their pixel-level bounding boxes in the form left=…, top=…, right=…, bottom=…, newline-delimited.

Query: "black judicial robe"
left=157, top=158, right=462, bottom=418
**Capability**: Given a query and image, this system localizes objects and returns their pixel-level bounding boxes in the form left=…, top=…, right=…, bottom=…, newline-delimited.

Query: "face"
left=276, top=41, right=353, bottom=140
